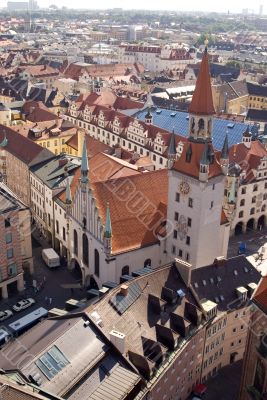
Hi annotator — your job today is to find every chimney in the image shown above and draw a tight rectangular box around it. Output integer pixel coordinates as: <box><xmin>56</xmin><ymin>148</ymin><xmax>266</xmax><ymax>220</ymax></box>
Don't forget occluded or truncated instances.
<box><xmin>214</xmin><ymin>256</ymin><xmax>226</xmax><ymax>267</ymax></box>
<box><xmin>109</xmin><ymin>330</ymin><xmax>126</xmax><ymax>354</ymax></box>
<box><xmin>59</xmin><ymin>158</ymin><xmax>68</xmax><ymax>167</ymax></box>
<box><xmin>120</xmin><ymin>284</ymin><xmax>128</xmax><ymax>297</ymax></box>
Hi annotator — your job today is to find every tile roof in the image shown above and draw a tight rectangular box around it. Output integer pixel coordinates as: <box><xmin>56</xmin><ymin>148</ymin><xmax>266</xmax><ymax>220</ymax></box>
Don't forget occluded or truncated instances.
<box><xmin>247</xmin><ymin>82</ymin><xmax>267</xmax><ymax>97</ymax></box>
<box><xmin>90</xmin><ymin>169</ymin><xmax>167</xmax><ymax>254</ymax></box>
<box><xmin>253</xmin><ymin>275</ymin><xmax>267</xmax><ymax>313</ymax></box>
<box><xmin>191</xmin><ymin>255</ymin><xmax>261</xmax><ymax>312</ymax></box>
<box><xmin>229</xmin><ymin>140</ymin><xmax>267</xmax><ymax>181</ymax></box>
<box><xmin>135</xmin><ymin>108</ymin><xmax>249</xmax><ymax>151</ymax></box>
<box><xmin>0</xmin><ymin>125</ymin><xmax>54</xmax><ymax>166</ymax></box>
<box><xmin>188</xmin><ymin>49</ymin><xmax>215</xmax><ymax>116</ymax></box>
<box><xmin>88</xmin><ymin>264</ymin><xmax>199</xmax><ymax>358</ymax></box>
<box><xmin>172</xmin><ymin>141</ymin><xmax>223</xmax><ymax>179</ymax></box>
<box><xmin>247</xmin><ymin>109</ymin><xmax>267</xmax><ymax>123</ymax></box>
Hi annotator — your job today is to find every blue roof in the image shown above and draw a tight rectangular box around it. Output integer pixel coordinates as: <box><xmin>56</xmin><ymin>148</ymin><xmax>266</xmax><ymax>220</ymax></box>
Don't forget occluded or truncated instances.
<box><xmin>135</xmin><ymin>108</ymin><xmax>250</xmax><ymax>151</ymax></box>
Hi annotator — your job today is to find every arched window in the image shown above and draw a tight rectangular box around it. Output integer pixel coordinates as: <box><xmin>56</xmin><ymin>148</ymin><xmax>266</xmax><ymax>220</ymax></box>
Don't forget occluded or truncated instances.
<box><xmin>82</xmin><ymin>233</ymin><xmax>89</xmax><ymax>266</ymax></box>
<box><xmin>74</xmin><ymin>229</ymin><xmax>78</xmax><ymax>256</ymax></box>
<box><xmin>198</xmin><ymin>118</ymin><xmax>205</xmax><ymax>132</ymax></box>
<box><xmin>94</xmin><ymin>249</ymin><xmax>100</xmax><ymax>277</ymax></box>
<box><xmin>262</xmin><ymin>205</ymin><xmax>266</xmax><ymax>212</ymax></box>
<box><xmin>121</xmin><ymin>265</ymin><xmax>129</xmax><ymax>276</ymax></box>
<box><xmin>250</xmin><ymin>208</ymin><xmax>255</xmax><ymax>215</ymax></box>
<box><xmin>83</xmin><ymin>217</ymin><xmax>87</xmax><ymax>229</ymax></box>
<box><xmin>144</xmin><ymin>259</ymin><xmax>152</xmax><ymax>267</ymax></box>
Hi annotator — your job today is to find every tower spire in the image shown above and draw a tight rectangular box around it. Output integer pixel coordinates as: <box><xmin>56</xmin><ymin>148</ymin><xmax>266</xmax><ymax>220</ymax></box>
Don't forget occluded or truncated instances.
<box><xmin>189</xmin><ymin>42</ymin><xmax>215</xmax><ymax>116</ymax></box>
<box><xmin>80</xmin><ymin>137</ymin><xmax>88</xmax><ymax>185</ymax></box>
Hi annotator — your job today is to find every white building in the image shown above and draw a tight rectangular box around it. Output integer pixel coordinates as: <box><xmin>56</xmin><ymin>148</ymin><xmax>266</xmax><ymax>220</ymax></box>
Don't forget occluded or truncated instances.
<box><xmin>223</xmin><ymin>130</ymin><xmax>267</xmax><ymax>236</ymax></box>
<box><xmin>59</xmin><ymin>46</ymin><xmax>230</xmax><ymax>287</ymax></box>
<box><xmin>118</xmin><ymin>44</ymin><xmax>194</xmax><ymax>73</ymax></box>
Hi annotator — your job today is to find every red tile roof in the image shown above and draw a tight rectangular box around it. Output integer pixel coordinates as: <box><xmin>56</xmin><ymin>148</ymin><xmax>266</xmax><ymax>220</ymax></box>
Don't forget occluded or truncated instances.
<box><xmin>253</xmin><ymin>276</ymin><xmax>267</xmax><ymax>313</ymax></box>
<box><xmin>172</xmin><ymin>141</ymin><xmax>223</xmax><ymax>179</ymax></box>
<box><xmin>188</xmin><ymin>50</ymin><xmax>215</xmax><ymax>116</ymax></box>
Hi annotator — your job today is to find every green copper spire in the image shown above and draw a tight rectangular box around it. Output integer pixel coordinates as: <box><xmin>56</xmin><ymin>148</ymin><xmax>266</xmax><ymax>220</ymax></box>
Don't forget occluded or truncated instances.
<box><xmin>104</xmin><ymin>203</ymin><xmax>112</xmax><ymax>238</ymax></box>
<box><xmin>66</xmin><ymin>176</ymin><xmax>72</xmax><ymax>204</ymax></box>
<box><xmin>81</xmin><ymin>138</ymin><xmax>88</xmax><ymax>184</ymax></box>
<box><xmin>221</xmin><ymin>132</ymin><xmax>229</xmax><ymax>160</ymax></box>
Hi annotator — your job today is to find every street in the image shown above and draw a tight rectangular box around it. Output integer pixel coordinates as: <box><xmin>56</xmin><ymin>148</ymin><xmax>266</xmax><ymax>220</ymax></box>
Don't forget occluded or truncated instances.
<box><xmin>0</xmin><ymin>232</ymin><xmax>87</xmax><ymax>331</ymax></box>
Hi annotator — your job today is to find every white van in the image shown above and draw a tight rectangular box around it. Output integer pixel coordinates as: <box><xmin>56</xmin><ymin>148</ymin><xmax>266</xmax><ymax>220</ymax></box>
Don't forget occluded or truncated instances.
<box><xmin>42</xmin><ymin>248</ymin><xmax>60</xmax><ymax>268</ymax></box>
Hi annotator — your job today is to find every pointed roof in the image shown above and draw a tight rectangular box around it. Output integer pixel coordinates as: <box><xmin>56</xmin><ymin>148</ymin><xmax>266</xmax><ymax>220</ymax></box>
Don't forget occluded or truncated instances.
<box><xmin>188</xmin><ymin>46</ymin><xmax>215</xmax><ymax>116</ymax></box>
<box><xmin>104</xmin><ymin>202</ymin><xmax>112</xmax><ymax>238</ymax></box>
<box><xmin>81</xmin><ymin>138</ymin><xmax>89</xmax><ymax>184</ymax></box>
<box><xmin>221</xmin><ymin>133</ymin><xmax>229</xmax><ymax>159</ymax></box>
<box><xmin>66</xmin><ymin>176</ymin><xmax>72</xmax><ymax>204</ymax></box>
<box><xmin>168</xmin><ymin>129</ymin><xmax>176</xmax><ymax>156</ymax></box>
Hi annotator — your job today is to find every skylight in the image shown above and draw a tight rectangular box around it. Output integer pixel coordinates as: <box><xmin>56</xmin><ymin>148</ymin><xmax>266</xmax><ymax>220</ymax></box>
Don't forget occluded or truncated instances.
<box><xmin>35</xmin><ymin>346</ymin><xmax>69</xmax><ymax>381</ymax></box>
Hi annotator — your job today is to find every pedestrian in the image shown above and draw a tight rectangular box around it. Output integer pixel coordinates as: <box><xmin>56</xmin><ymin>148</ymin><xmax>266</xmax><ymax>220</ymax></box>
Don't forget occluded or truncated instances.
<box><xmin>49</xmin><ymin>297</ymin><xmax>52</xmax><ymax>305</ymax></box>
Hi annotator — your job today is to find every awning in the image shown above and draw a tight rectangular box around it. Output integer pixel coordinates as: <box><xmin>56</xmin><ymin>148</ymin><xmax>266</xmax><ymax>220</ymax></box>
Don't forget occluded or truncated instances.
<box><xmin>193</xmin><ymin>383</ymin><xmax>207</xmax><ymax>395</ymax></box>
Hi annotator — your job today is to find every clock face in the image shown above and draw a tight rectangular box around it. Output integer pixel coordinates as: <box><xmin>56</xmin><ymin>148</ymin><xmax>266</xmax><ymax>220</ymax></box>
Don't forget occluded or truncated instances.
<box><xmin>179</xmin><ymin>180</ymin><xmax>190</xmax><ymax>196</ymax></box>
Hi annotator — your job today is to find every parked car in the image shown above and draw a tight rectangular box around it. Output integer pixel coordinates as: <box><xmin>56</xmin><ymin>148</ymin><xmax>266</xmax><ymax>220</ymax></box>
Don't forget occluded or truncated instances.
<box><xmin>13</xmin><ymin>298</ymin><xmax>35</xmax><ymax>312</ymax></box>
<box><xmin>0</xmin><ymin>310</ymin><xmax>13</xmax><ymax>322</ymax></box>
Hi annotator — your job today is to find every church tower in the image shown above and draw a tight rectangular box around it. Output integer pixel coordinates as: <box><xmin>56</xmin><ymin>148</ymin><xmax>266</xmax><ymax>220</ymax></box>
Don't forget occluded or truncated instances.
<box><xmin>165</xmin><ymin>41</ymin><xmax>229</xmax><ymax>269</ymax></box>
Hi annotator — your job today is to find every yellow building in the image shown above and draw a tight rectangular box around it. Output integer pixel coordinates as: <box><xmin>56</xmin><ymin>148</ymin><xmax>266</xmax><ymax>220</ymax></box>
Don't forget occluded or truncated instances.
<box><xmin>12</xmin><ymin>120</ymin><xmax>85</xmax><ymax>158</ymax></box>
<box><xmin>247</xmin><ymin>82</ymin><xmax>267</xmax><ymax>110</ymax></box>
<box><xmin>212</xmin><ymin>81</ymin><xmax>249</xmax><ymax>114</ymax></box>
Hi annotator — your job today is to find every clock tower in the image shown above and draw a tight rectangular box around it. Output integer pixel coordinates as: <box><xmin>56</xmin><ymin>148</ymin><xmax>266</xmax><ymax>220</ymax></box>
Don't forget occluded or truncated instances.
<box><xmin>165</xmin><ymin>42</ymin><xmax>230</xmax><ymax>269</ymax></box>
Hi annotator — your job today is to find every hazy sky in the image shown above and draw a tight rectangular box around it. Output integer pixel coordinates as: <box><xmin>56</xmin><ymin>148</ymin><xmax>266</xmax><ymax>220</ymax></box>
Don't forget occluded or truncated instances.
<box><xmin>20</xmin><ymin>0</ymin><xmax>266</xmax><ymax>14</ymax></box>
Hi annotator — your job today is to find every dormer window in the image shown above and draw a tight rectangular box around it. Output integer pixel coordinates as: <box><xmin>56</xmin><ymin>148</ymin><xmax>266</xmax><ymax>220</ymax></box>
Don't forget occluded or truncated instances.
<box><xmin>253</xmin><ymin>184</ymin><xmax>258</xmax><ymax>192</ymax></box>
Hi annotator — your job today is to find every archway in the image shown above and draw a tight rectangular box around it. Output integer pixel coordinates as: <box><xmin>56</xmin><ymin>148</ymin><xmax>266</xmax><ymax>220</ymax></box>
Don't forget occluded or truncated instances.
<box><xmin>121</xmin><ymin>265</ymin><xmax>130</xmax><ymax>276</ymax></box>
<box><xmin>144</xmin><ymin>258</ymin><xmax>152</xmax><ymax>267</ymax></box>
<box><xmin>73</xmin><ymin>229</ymin><xmax>78</xmax><ymax>256</ymax></box>
<box><xmin>71</xmin><ymin>259</ymin><xmax>83</xmax><ymax>281</ymax></box>
<box><xmin>258</xmin><ymin>215</ymin><xmax>265</xmax><ymax>231</ymax></box>
<box><xmin>235</xmin><ymin>222</ymin><xmax>243</xmax><ymax>235</ymax></box>
<box><xmin>247</xmin><ymin>218</ymin><xmax>255</xmax><ymax>232</ymax></box>
<box><xmin>89</xmin><ymin>276</ymin><xmax>99</xmax><ymax>290</ymax></box>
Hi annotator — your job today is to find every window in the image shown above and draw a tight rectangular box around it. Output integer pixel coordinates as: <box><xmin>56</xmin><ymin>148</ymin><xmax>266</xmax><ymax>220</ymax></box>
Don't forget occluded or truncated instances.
<box><xmin>239</xmin><ymin>211</ymin><xmax>244</xmax><ymax>218</ymax></box>
<box><xmin>176</xmin><ymin>193</ymin><xmax>180</xmax><ymax>202</ymax></box>
<box><xmin>5</xmin><ymin>232</ymin><xmax>12</xmax><ymax>244</ymax></box>
<box><xmin>240</xmin><ymin>199</ymin><xmax>245</xmax><ymax>206</ymax></box>
<box><xmin>173</xmin><ymin>230</ymin><xmax>178</xmax><ymax>239</ymax></box>
<box><xmin>122</xmin><ymin>265</ymin><xmax>129</xmax><ymax>275</ymax></box>
<box><xmin>7</xmin><ymin>263</ymin><xmax>17</xmax><ymax>276</ymax></box>
<box><xmin>94</xmin><ymin>249</ymin><xmax>100</xmax><ymax>277</ymax></box>
<box><xmin>250</xmin><ymin>208</ymin><xmax>255</xmax><ymax>215</ymax></box>
<box><xmin>172</xmin><ymin>245</ymin><xmax>176</xmax><ymax>254</ymax></box>
<box><xmin>186</xmin><ymin>253</ymin><xmax>190</xmax><ymax>262</ymax></box>
<box><xmin>186</xmin><ymin>236</ymin><xmax>190</xmax><ymax>245</ymax></box>
<box><xmin>253</xmin><ymin>184</ymin><xmax>258</xmax><ymax>192</ymax></box>
<box><xmin>187</xmin><ymin>218</ymin><xmax>192</xmax><ymax>227</ymax></box>
<box><xmin>179</xmin><ymin>249</ymin><xmax>183</xmax><ymax>257</ymax></box>
<box><xmin>4</xmin><ymin>218</ymin><xmax>11</xmax><ymax>228</ymax></box>
<box><xmin>252</xmin><ymin>196</ymin><xmax>256</xmax><ymax>204</ymax></box>
<box><xmin>63</xmin><ymin>227</ymin><xmax>66</xmax><ymax>241</ymax></box>
<box><xmin>241</xmin><ymin>187</ymin><xmax>246</xmax><ymax>194</ymax></box>
<box><xmin>7</xmin><ymin>248</ymin><xmax>13</xmax><ymax>259</ymax></box>
<box><xmin>174</xmin><ymin>212</ymin><xmax>179</xmax><ymax>221</ymax></box>
<box><xmin>188</xmin><ymin>198</ymin><xmax>193</xmax><ymax>208</ymax></box>
<box><xmin>212</xmin><ymin>184</ymin><xmax>215</xmax><ymax>190</ymax></box>
<box><xmin>210</xmin><ymin>201</ymin><xmax>214</xmax><ymax>209</ymax></box>
<box><xmin>82</xmin><ymin>234</ymin><xmax>89</xmax><ymax>266</ymax></box>
<box><xmin>74</xmin><ymin>230</ymin><xmax>78</xmax><ymax>256</ymax></box>
<box><xmin>56</xmin><ymin>220</ymin><xmax>59</xmax><ymax>234</ymax></box>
